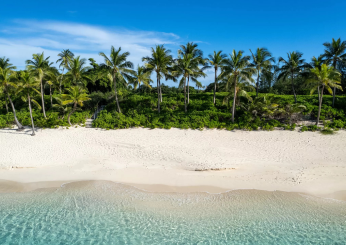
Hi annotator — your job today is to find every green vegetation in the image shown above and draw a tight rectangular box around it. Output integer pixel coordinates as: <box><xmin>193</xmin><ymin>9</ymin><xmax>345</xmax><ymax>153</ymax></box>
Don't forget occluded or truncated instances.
<box><xmin>0</xmin><ymin>38</ymin><xmax>346</xmax><ymax>135</ymax></box>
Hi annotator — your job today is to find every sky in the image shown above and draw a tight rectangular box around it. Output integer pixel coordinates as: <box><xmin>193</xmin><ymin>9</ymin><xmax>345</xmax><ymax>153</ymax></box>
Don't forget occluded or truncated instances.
<box><xmin>1</xmin><ymin>0</ymin><xmax>345</xmax><ymax>87</ymax></box>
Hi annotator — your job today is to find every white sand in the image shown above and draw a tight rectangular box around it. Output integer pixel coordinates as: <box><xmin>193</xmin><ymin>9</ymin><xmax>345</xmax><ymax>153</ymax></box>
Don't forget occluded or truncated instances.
<box><xmin>0</xmin><ymin>127</ymin><xmax>346</xmax><ymax>197</ymax></box>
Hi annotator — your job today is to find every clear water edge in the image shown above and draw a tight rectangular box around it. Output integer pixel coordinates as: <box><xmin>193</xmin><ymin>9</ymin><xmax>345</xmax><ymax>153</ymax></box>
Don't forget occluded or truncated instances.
<box><xmin>1</xmin><ymin>181</ymin><xmax>346</xmax><ymax>244</ymax></box>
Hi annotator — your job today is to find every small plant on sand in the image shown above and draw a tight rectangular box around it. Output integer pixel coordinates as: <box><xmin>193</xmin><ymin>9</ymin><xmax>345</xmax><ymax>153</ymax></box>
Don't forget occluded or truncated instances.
<box><xmin>320</xmin><ymin>128</ymin><xmax>335</xmax><ymax>135</ymax></box>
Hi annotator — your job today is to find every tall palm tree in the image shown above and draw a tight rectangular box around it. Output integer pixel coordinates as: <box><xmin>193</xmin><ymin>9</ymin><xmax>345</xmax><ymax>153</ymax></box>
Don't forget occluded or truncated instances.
<box><xmin>277</xmin><ymin>52</ymin><xmax>306</xmax><ymax>103</ymax></box>
<box><xmin>99</xmin><ymin>46</ymin><xmax>134</xmax><ymax>113</ymax></box>
<box><xmin>223</xmin><ymin>76</ymin><xmax>254</xmax><ymax>109</ymax></box>
<box><xmin>64</xmin><ymin>56</ymin><xmax>91</xmax><ymax>87</ymax></box>
<box><xmin>61</xmin><ymin>86</ymin><xmax>90</xmax><ymax>126</ymax></box>
<box><xmin>219</xmin><ymin>50</ymin><xmax>254</xmax><ymax>122</ymax></box>
<box><xmin>249</xmin><ymin>48</ymin><xmax>275</xmax><ymax>96</ymax></box>
<box><xmin>46</xmin><ymin>69</ymin><xmax>62</xmax><ymax>108</ymax></box>
<box><xmin>131</xmin><ymin>65</ymin><xmax>152</xmax><ymax>90</ymax></box>
<box><xmin>56</xmin><ymin>49</ymin><xmax>74</xmax><ymax>93</ymax></box>
<box><xmin>0</xmin><ymin>57</ymin><xmax>14</xmax><ymax>114</ymax></box>
<box><xmin>208</xmin><ymin>51</ymin><xmax>227</xmax><ymax>104</ymax></box>
<box><xmin>17</xmin><ymin>71</ymin><xmax>41</xmax><ymax>136</ymax></box>
<box><xmin>307</xmin><ymin>64</ymin><xmax>342</xmax><ymax>125</ymax></box>
<box><xmin>178</xmin><ymin>42</ymin><xmax>206</xmax><ymax>103</ymax></box>
<box><xmin>142</xmin><ymin>45</ymin><xmax>174</xmax><ymax>113</ymax></box>
<box><xmin>322</xmin><ymin>38</ymin><xmax>346</xmax><ymax>107</ymax></box>
<box><xmin>172</xmin><ymin>53</ymin><xmax>200</xmax><ymax>112</ymax></box>
<box><xmin>26</xmin><ymin>52</ymin><xmax>53</xmax><ymax>118</ymax></box>
<box><xmin>0</xmin><ymin>64</ymin><xmax>25</xmax><ymax>130</ymax></box>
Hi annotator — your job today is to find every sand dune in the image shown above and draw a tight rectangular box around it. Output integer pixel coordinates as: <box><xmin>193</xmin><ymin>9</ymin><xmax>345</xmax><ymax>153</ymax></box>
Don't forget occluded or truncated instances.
<box><xmin>0</xmin><ymin>127</ymin><xmax>346</xmax><ymax>197</ymax></box>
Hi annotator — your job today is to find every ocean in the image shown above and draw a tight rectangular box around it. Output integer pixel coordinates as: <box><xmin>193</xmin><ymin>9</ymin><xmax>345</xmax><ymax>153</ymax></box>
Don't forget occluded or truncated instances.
<box><xmin>0</xmin><ymin>181</ymin><xmax>345</xmax><ymax>244</ymax></box>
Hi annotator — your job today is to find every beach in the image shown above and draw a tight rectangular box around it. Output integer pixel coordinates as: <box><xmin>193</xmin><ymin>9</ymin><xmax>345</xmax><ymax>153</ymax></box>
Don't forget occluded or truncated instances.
<box><xmin>1</xmin><ymin>127</ymin><xmax>346</xmax><ymax>199</ymax></box>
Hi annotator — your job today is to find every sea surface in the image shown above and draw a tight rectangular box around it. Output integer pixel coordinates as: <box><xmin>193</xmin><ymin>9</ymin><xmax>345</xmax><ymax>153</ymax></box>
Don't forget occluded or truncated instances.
<box><xmin>0</xmin><ymin>181</ymin><xmax>346</xmax><ymax>244</ymax></box>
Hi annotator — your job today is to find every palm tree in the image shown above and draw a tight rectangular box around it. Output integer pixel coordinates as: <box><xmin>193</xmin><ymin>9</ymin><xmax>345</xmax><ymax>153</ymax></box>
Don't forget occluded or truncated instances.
<box><xmin>277</xmin><ymin>52</ymin><xmax>306</xmax><ymax>103</ymax></box>
<box><xmin>56</xmin><ymin>49</ymin><xmax>74</xmax><ymax>93</ymax></box>
<box><xmin>142</xmin><ymin>45</ymin><xmax>174</xmax><ymax>113</ymax></box>
<box><xmin>99</xmin><ymin>46</ymin><xmax>134</xmax><ymax>113</ymax></box>
<box><xmin>26</xmin><ymin>52</ymin><xmax>53</xmax><ymax>118</ymax></box>
<box><xmin>208</xmin><ymin>51</ymin><xmax>227</xmax><ymax>104</ymax></box>
<box><xmin>64</xmin><ymin>56</ymin><xmax>91</xmax><ymax>87</ymax></box>
<box><xmin>178</xmin><ymin>42</ymin><xmax>206</xmax><ymax>104</ymax></box>
<box><xmin>0</xmin><ymin>62</ymin><xmax>25</xmax><ymax>130</ymax></box>
<box><xmin>249</xmin><ymin>48</ymin><xmax>275</xmax><ymax>96</ymax></box>
<box><xmin>46</xmin><ymin>70</ymin><xmax>62</xmax><ymax>108</ymax></box>
<box><xmin>307</xmin><ymin>64</ymin><xmax>342</xmax><ymax>125</ymax></box>
<box><xmin>322</xmin><ymin>38</ymin><xmax>346</xmax><ymax>107</ymax></box>
<box><xmin>223</xmin><ymin>76</ymin><xmax>254</xmax><ymax>109</ymax></box>
<box><xmin>17</xmin><ymin>71</ymin><xmax>41</xmax><ymax>136</ymax></box>
<box><xmin>219</xmin><ymin>50</ymin><xmax>254</xmax><ymax>122</ymax></box>
<box><xmin>131</xmin><ymin>65</ymin><xmax>152</xmax><ymax>90</ymax></box>
<box><xmin>172</xmin><ymin>53</ymin><xmax>199</xmax><ymax>112</ymax></box>
<box><xmin>61</xmin><ymin>86</ymin><xmax>90</xmax><ymax>126</ymax></box>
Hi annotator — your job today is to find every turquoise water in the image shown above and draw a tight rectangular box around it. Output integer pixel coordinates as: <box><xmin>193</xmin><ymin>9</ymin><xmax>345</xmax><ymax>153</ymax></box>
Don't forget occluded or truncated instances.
<box><xmin>0</xmin><ymin>181</ymin><xmax>346</xmax><ymax>244</ymax></box>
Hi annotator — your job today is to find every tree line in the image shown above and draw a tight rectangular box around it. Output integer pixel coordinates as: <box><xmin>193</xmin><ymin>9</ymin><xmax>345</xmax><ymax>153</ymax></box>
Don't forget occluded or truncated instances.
<box><xmin>0</xmin><ymin>38</ymin><xmax>345</xmax><ymax>135</ymax></box>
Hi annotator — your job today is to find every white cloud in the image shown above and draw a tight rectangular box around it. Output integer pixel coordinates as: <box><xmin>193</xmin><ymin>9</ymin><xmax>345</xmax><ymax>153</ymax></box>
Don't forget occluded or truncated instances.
<box><xmin>0</xmin><ymin>20</ymin><xmax>180</xmax><ymax>70</ymax></box>
<box><xmin>0</xmin><ymin>20</ymin><xmax>215</xmax><ymax>86</ymax></box>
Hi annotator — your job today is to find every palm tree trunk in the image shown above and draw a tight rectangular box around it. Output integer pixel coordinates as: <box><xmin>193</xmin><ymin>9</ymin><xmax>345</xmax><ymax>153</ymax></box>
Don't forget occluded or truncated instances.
<box><xmin>5</xmin><ymin>87</ymin><xmax>24</xmax><ymax>130</ymax></box>
<box><xmin>40</xmin><ymin>78</ymin><xmax>47</xmax><ymax>118</ymax></box>
<box><xmin>256</xmin><ymin>71</ymin><xmax>260</xmax><ymax>96</ymax></box>
<box><xmin>187</xmin><ymin>76</ymin><xmax>190</xmax><ymax>104</ymax></box>
<box><xmin>157</xmin><ymin>73</ymin><xmax>160</xmax><ymax>113</ymax></box>
<box><xmin>213</xmin><ymin>67</ymin><xmax>217</xmax><ymax>104</ymax></box>
<box><xmin>113</xmin><ymin>73</ymin><xmax>121</xmax><ymax>113</ymax></box>
<box><xmin>316</xmin><ymin>86</ymin><xmax>324</xmax><ymax>125</ymax></box>
<box><xmin>291</xmin><ymin>72</ymin><xmax>297</xmax><ymax>103</ymax></box>
<box><xmin>159</xmin><ymin>79</ymin><xmax>162</xmax><ymax>102</ymax></box>
<box><xmin>28</xmin><ymin>94</ymin><xmax>35</xmax><ymax>136</ymax></box>
<box><xmin>50</xmin><ymin>84</ymin><xmax>53</xmax><ymax>108</ymax></box>
<box><xmin>60</xmin><ymin>68</ymin><xmax>64</xmax><ymax>94</ymax></box>
<box><xmin>231</xmin><ymin>76</ymin><xmax>237</xmax><ymax>123</ymax></box>
<box><xmin>67</xmin><ymin>102</ymin><xmax>77</xmax><ymax>126</ymax></box>
<box><xmin>332</xmin><ymin>60</ymin><xmax>336</xmax><ymax>107</ymax></box>
<box><xmin>184</xmin><ymin>76</ymin><xmax>187</xmax><ymax>113</ymax></box>
<box><xmin>5</xmin><ymin>96</ymin><xmax>9</xmax><ymax>113</ymax></box>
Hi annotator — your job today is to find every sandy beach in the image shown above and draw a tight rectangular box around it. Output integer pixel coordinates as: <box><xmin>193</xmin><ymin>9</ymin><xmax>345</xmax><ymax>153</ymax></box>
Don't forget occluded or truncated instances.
<box><xmin>1</xmin><ymin>127</ymin><xmax>346</xmax><ymax>198</ymax></box>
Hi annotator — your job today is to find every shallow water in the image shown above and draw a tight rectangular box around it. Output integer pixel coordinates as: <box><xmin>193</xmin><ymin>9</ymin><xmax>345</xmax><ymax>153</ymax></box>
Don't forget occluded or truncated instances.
<box><xmin>0</xmin><ymin>181</ymin><xmax>346</xmax><ymax>244</ymax></box>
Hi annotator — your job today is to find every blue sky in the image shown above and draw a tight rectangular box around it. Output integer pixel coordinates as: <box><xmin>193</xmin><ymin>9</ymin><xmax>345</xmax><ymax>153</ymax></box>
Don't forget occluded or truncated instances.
<box><xmin>1</xmin><ymin>0</ymin><xmax>345</xmax><ymax>86</ymax></box>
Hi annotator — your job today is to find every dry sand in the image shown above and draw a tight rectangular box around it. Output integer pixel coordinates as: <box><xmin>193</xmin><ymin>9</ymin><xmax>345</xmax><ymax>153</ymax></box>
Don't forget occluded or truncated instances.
<box><xmin>0</xmin><ymin>126</ymin><xmax>346</xmax><ymax>198</ymax></box>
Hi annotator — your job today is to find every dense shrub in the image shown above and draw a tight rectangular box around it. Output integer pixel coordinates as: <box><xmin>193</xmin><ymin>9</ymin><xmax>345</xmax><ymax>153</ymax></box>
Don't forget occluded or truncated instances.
<box><xmin>0</xmin><ymin>110</ymin><xmax>90</xmax><ymax>129</ymax></box>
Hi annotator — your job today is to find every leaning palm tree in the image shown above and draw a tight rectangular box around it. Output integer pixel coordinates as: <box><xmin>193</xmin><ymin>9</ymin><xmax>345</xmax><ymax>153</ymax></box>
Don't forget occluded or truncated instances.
<box><xmin>0</xmin><ymin>65</ymin><xmax>25</xmax><ymax>130</ymax></box>
<box><xmin>99</xmin><ymin>46</ymin><xmax>134</xmax><ymax>113</ymax></box>
<box><xmin>131</xmin><ymin>65</ymin><xmax>152</xmax><ymax>90</ymax></box>
<box><xmin>17</xmin><ymin>71</ymin><xmax>41</xmax><ymax>136</ymax></box>
<box><xmin>249</xmin><ymin>48</ymin><xmax>275</xmax><ymax>96</ymax></box>
<box><xmin>56</xmin><ymin>49</ymin><xmax>74</xmax><ymax>93</ymax></box>
<box><xmin>26</xmin><ymin>52</ymin><xmax>53</xmax><ymax>118</ymax></box>
<box><xmin>219</xmin><ymin>50</ymin><xmax>255</xmax><ymax>122</ymax></box>
<box><xmin>208</xmin><ymin>51</ymin><xmax>227</xmax><ymax>104</ymax></box>
<box><xmin>142</xmin><ymin>45</ymin><xmax>174</xmax><ymax>113</ymax></box>
<box><xmin>277</xmin><ymin>52</ymin><xmax>306</xmax><ymax>103</ymax></box>
<box><xmin>307</xmin><ymin>64</ymin><xmax>342</xmax><ymax>125</ymax></box>
<box><xmin>64</xmin><ymin>56</ymin><xmax>91</xmax><ymax>87</ymax></box>
<box><xmin>322</xmin><ymin>38</ymin><xmax>346</xmax><ymax>107</ymax></box>
<box><xmin>61</xmin><ymin>86</ymin><xmax>90</xmax><ymax>126</ymax></box>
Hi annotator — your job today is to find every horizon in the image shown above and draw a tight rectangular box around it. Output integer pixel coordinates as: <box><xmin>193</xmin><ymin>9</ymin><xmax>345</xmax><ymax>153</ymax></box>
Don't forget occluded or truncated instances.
<box><xmin>1</xmin><ymin>0</ymin><xmax>345</xmax><ymax>87</ymax></box>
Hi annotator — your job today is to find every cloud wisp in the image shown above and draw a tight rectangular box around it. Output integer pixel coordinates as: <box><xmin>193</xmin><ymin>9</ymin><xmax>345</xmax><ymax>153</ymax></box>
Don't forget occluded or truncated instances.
<box><xmin>0</xmin><ymin>20</ymin><xmax>180</xmax><ymax>69</ymax></box>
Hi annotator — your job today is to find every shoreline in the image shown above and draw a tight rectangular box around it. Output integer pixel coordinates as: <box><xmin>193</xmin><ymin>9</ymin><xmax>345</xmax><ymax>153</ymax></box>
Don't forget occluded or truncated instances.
<box><xmin>1</xmin><ymin>127</ymin><xmax>346</xmax><ymax>199</ymax></box>
<box><xmin>1</xmin><ymin>179</ymin><xmax>346</xmax><ymax>202</ymax></box>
